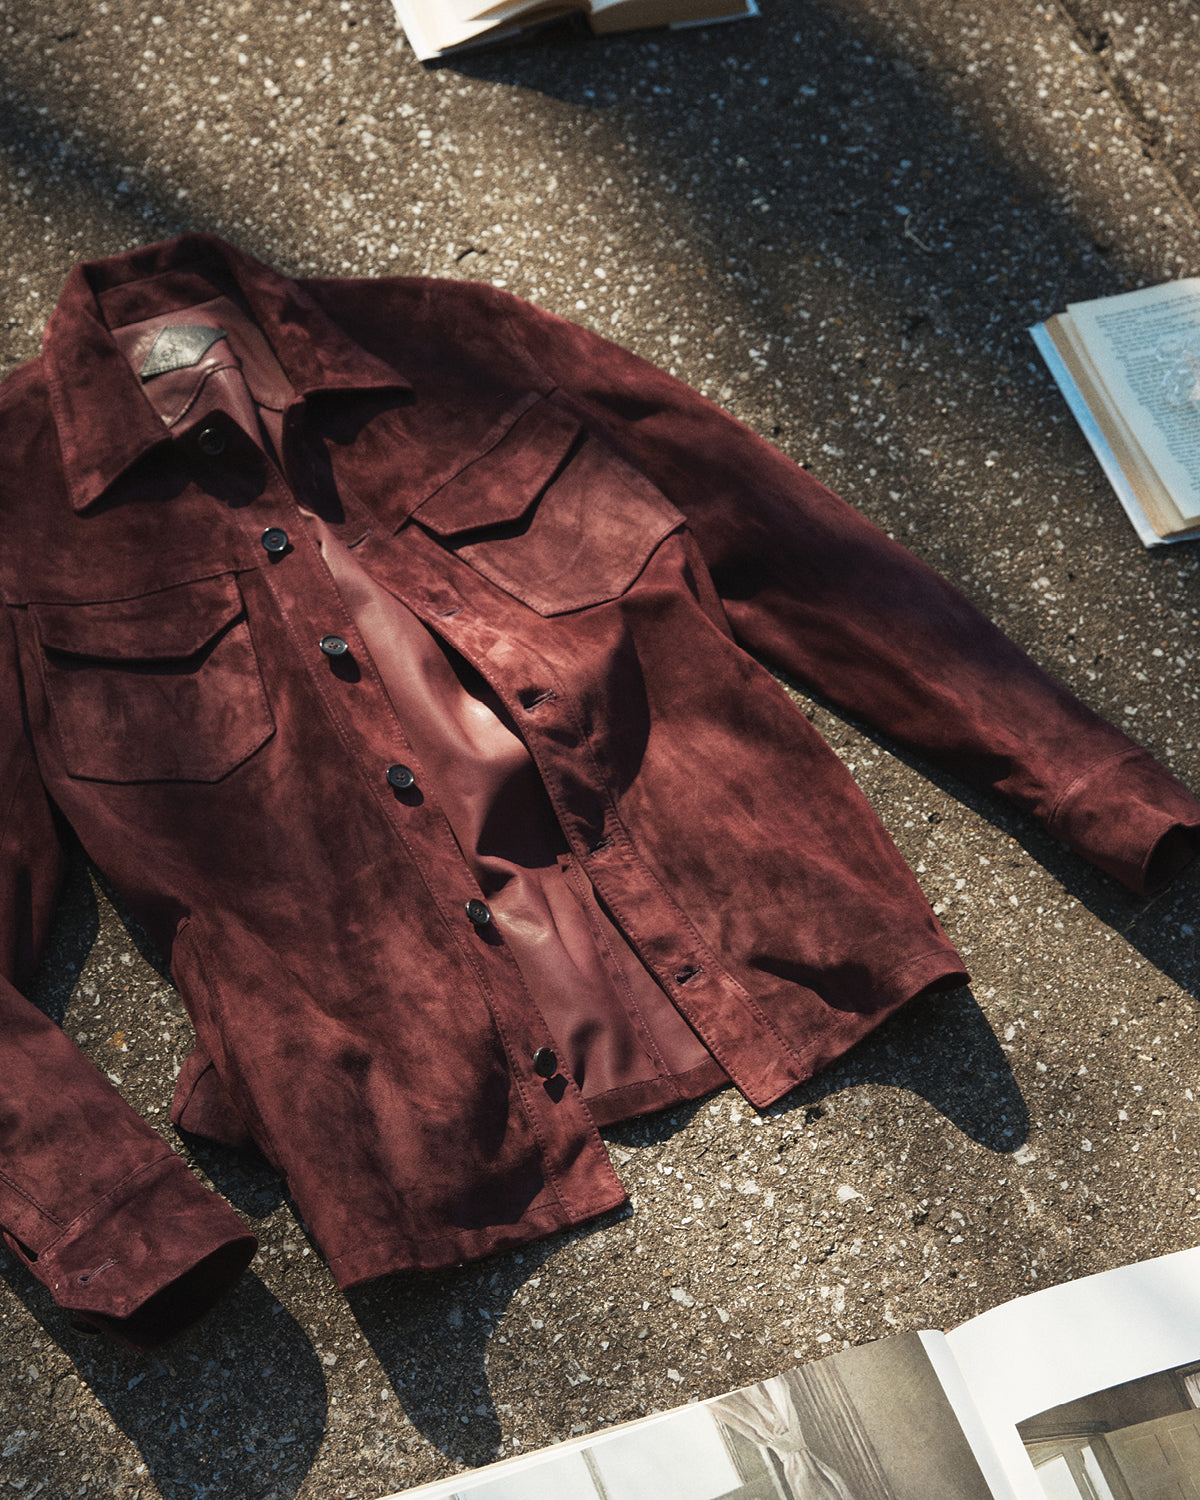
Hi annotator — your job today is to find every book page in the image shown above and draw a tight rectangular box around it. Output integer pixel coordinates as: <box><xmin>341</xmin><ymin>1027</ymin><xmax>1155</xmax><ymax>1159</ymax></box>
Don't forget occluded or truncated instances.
<box><xmin>1066</xmin><ymin>279</ymin><xmax>1200</xmax><ymax>521</ymax></box>
<box><xmin>1030</xmin><ymin>322</ymin><xmax>1168</xmax><ymax>547</ymax></box>
<box><xmin>388</xmin><ymin>1332</ymin><xmax>1000</xmax><ymax>1499</ymax></box>
<box><xmin>390</xmin><ymin>0</ymin><xmax>569</xmax><ymax>58</ymax></box>
<box><xmin>588</xmin><ymin>0</ymin><xmax>750</xmax><ymax>27</ymax></box>
<box><xmin>945</xmin><ymin>1246</ymin><xmax>1200</xmax><ymax>1500</ymax></box>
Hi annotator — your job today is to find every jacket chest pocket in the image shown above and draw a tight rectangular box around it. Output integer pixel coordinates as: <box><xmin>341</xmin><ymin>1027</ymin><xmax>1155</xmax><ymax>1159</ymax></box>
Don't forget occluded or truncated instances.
<box><xmin>31</xmin><ymin>574</ymin><xmax>274</xmax><ymax>784</ymax></box>
<box><xmin>411</xmin><ymin>398</ymin><xmax>684</xmax><ymax>616</ymax></box>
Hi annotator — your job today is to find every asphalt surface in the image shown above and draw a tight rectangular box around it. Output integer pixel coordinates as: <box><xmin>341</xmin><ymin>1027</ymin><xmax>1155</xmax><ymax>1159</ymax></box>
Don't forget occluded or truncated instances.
<box><xmin>3</xmin><ymin>1</ymin><xmax>1200</xmax><ymax>1496</ymax></box>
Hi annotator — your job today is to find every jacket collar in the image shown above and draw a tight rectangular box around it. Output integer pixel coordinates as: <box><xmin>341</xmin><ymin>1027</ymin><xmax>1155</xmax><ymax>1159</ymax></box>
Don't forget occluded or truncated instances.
<box><xmin>42</xmin><ymin>234</ymin><xmax>412</xmax><ymax>512</ymax></box>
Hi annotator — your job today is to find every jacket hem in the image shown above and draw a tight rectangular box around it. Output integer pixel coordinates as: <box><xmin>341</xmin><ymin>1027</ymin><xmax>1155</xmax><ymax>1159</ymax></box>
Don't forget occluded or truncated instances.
<box><xmin>772</xmin><ymin>945</ymin><xmax>971</xmax><ymax>1103</ymax></box>
<box><xmin>586</xmin><ymin>1057</ymin><xmax>731</xmax><ymax>1128</ymax></box>
<box><xmin>327</xmin><ymin>1184</ymin><xmax>629</xmax><ymax>1289</ymax></box>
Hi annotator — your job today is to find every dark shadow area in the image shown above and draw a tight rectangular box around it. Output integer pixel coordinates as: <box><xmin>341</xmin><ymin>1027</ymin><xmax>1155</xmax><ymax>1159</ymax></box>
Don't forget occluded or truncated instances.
<box><xmin>0</xmin><ymin>1251</ymin><xmax>327</xmax><ymax>1500</ymax></box>
<box><xmin>87</xmin><ymin>857</ymin><xmax>172</xmax><ymax>982</ymax></box>
<box><xmin>347</xmin><ymin>1205</ymin><xmax>630</xmax><ymax>1467</ymax></box>
<box><xmin>25</xmin><ymin>837</ymin><xmax>100</xmax><ymax>1024</ymax></box>
<box><xmin>170</xmin><ymin>1137</ymin><xmax>291</xmax><ymax>1223</ymax></box>
<box><xmin>790</xmin><ymin>981</ymin><xmax>1030</xmax><ymax>1150</ymax></box>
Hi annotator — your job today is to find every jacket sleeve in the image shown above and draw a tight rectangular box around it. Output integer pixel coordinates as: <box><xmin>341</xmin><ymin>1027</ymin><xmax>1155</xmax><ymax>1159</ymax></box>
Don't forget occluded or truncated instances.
<box><xmin>498</xmin><ymin>292</ymin><xmax>1200</xmax><ymax>896</ymax></box>
<box><xmin>0</xmin><ymin>610</ymin><xmax>256</xmax><ymax>1350</ymax></box>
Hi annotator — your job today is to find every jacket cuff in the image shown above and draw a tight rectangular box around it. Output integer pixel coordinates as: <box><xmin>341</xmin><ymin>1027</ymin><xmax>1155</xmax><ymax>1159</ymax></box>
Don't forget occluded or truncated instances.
<box><xmin>1049</xmin><ymin>750</ymin><xmax>1200</xmax><ymax>896</ymax></box>
<box><xmin>23</xmin><ymin>1154</ymin><xmax>257</xmax><ymax>1351</ymax></box>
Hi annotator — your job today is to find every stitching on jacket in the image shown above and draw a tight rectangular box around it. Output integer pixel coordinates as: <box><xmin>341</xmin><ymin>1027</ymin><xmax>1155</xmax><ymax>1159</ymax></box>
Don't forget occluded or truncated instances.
<box><xmin>0</xmin><ymin>1161</ymin><xmax>64</xmax><ymax>1232</ymax></box>
<box><xmin>560</xmin><ymin>852</ymin><xmax>682</xmax><ymax>1098</ymax></box>
<box><xmin>417</xmin><ymin>389</ymin><xmax>543</xmax><ymax>506</ymax></box>
<box><xmin>493</xmin><ymin>289</ymin><xmax>559</xmax><ymax>398</ymax></box>
<box><xmin>873</xmin><ymin>944</ymin><xmax>967</xmax><ymax>993</ymax></box>
<box><xmin>585</xmin><ymin>1059</ymin><xmax>723</xmax><ymax>1110</ymax></box>
<box><xmin>40</xmin><ymin>1153</ymin><xmax>177</xmax><ymax>1256</ymax></box>
<box><xmin>16</xmin><ymin>560</ymin><xmax>260</xmax><ymax>610</ymax></box>
<box><xmin>1048</xmin><ymin>748</ymin><xmax>1143</xmax><ymax>830</ymax></box>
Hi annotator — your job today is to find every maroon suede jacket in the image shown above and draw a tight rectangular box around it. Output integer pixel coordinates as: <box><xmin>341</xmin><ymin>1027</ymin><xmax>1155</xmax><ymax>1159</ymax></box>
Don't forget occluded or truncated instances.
<box><xmin>2</xmin><ymin>235</ymin><xmax>1197</xmax><ymax>1350</ymax></box>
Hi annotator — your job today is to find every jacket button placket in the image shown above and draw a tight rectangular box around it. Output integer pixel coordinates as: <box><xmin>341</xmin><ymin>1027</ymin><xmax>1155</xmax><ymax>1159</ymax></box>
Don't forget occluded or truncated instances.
<box><xmin>250</xmin><ymin>483</ymin><xmax>519</xmax><ymax>1004</ymax></box>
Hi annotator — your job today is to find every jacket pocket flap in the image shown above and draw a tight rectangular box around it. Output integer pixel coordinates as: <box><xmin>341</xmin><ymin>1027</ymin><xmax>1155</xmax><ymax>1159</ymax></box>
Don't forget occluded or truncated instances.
<box><xmin>414</xmin><ymin>399</ymin><xmax>581</xmax><ymax>536</ymax></box>
<box><xmin>32</xmin><ymin>575</ymin><xmax>243</xmax><ymax>660</ymax></box>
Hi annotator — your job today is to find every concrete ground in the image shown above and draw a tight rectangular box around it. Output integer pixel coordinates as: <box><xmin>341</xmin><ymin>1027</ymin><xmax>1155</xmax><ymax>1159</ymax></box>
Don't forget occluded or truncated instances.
<box><xmin>3</xmin><ymin>0</ymin><xmax>1200</xmax><ymax>1494</ymax></box>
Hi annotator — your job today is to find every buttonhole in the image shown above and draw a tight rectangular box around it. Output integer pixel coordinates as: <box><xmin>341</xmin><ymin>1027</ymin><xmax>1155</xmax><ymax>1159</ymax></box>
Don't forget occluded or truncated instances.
<box><xmin>518</xmin><ymin>688</ymin><xmax>558</xmax><ymax>710</ymax></box>
<box><xmin>674</xmin><ymin>964</ymin><xmax>704</xmax><ymax>985</ymax></box>
<box><xmin>436</xmin><ymin>605</ymin><xmax>462</xmax><ymax>617</ymax></box>
<box><xmin>589</xmin><ymin>835</ymin><xmax>614</xmax><ymax>854</ymax></box>
<box><xmin>76</xmin><ymin>1258</ymin><xmax>117</xmax><ymax>1287</ymax></box>
<box><xmin>347</xmin><ymin>530</ymin><xmax>373</xmax><ymax>549</ymax></box>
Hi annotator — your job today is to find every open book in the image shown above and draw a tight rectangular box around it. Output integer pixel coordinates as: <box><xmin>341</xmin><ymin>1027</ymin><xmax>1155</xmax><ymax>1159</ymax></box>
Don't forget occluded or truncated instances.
<box><xmin>390</xmin><ymin>0</ymin><xmax>755</xmax><ymax>62</ymax></box>
<box><xmin>1031</xmin><ymin>280</ymin><xmax>1200</xmax><ymax>546</ymax></box>
<box><xmin>384</xmin><ymin>1244</ymin><xmax>1200</xmax><ymax>1500</ymax></box>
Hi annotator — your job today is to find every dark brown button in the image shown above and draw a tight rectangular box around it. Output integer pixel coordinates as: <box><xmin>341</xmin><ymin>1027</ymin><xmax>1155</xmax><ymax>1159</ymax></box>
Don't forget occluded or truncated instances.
<box><xmin>196</xmin><ymin>426</ymin><xmax>226</xmax><ymax>456</ymax></box>
<box><xmin>465</xmin><ymin>899</ymin><xmax>492</xmax><ymax>926</ymax></box>
<box><xmin>261</xmin><ymin>526</ymin><xmax>289</xmax><ymax>554</ymax></box>
<box><xmin>532</xmin><ymin>1047</ymin><xmax>558</xmax><ymax>1079</ymax></box>
<box><xmin>386</xmin><ymin>764</ymin><xmax>415</xmax><ymax>790</ymax></box>
<box><xmin>319</xmin><ymin>635</ymin><xmax>350</xmax><ymax>657</ymax></box>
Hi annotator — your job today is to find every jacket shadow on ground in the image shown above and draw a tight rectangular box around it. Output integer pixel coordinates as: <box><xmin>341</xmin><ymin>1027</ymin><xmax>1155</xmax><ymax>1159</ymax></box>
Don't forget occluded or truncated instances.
<box><xmin>0</xmin><ymin>1253</ymin><xmax>327</xmax><ymax>1500</ymax></box>
<box><xmin>345</xmin><ymin>1215</ymin><xmax>629</xmax><ymax>1469</ymax></box>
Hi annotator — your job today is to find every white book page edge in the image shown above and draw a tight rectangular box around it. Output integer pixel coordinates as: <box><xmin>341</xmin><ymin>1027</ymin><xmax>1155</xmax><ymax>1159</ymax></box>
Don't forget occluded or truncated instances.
<box><xmin>945</xmin><ymin>1245</ymin><xmax>1200</xmax><ymax>1499</ymax></box>
<box><xmin>378</xmin><ymin>1402</ymin><xmax>690</xmax><ymax>1500</ymax></box>
<box><xmin>389</xmin><ymin>0</ymin><xmax>454</xmax><ymax>60</ymax></box>
<box><xmin>390</xmin><ymin>0</ymin><xmax>531</xmax><ymax>57</ymax></box>
<box><xmin>915</xmin><ymin>1330</ymin><xmax>1026</xmax><ymax>1500</ymax></box>
<box><xmin>1030</xmin><ymin>322</ymin><xmax>1168</xmax><ymax>549</ymax></box>
<box><xmin>1064</xmin><ymin>280</ymin><xmax>1200</xmax><ymax>521</ymax></box>
<box><xmin>670</xmin><ymin>0</ymin><xmax>757</xmax><ymax>28</ymax></box>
